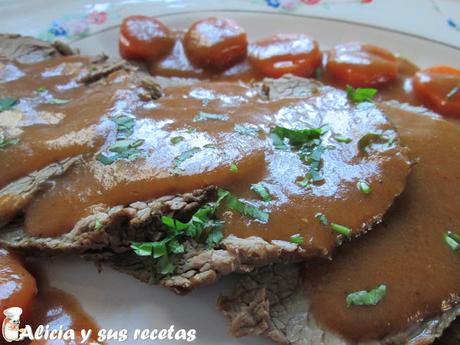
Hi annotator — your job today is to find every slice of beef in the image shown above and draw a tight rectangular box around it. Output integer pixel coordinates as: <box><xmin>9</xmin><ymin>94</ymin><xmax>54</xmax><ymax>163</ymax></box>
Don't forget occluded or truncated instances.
<box><xmin>0</xmin><ymin>35</ymin><xmax>407</xmax><ymax>293</ymax></box>
<box><xmin>218</xmin><ymin>101</ymin><xmax>460</xmax><ymax>345</ymax></box>
<box><xmin>0</xmin><ymin>34</ymin><xmax>75</xmax><ymax>63</ymax></box>
<box><xmin>0</xmin><ymin>35</ymin><xmax>161</xmax><ymax>226</ymax></box>
<box><xmin>0</xmin><ymin>71</ymin><xmax>409</xmax><ymax>294</ymax></box>
<box><xmin>218</xmin><ymin>264</ymin><xmax>460</xmax><ymax>345</ymax></box>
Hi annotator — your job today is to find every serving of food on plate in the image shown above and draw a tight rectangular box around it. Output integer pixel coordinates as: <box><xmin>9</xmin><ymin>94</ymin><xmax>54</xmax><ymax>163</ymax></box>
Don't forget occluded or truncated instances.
<box><xmin>1</xmin><ymin>3</ymin><xmax>460</xmax><ymax>345</ymax></box>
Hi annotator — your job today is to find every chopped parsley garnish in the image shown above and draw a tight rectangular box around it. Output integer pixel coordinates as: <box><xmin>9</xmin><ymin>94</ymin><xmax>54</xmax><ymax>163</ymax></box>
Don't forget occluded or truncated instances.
<box><xmin>271</xmin><ymin>125</ymin><xmax>329</xmax><ymax>187</ymax></box>
<box><xmin>297</xmin><ymin>144</ymin><xmax>327</xmax><ymax>186</ymax></box>
<box><xmin>315</xmin><ymin>213</ymin><xmax>329</xmax><ymax>225</ymax></box>
<box><xmin>230</xmin><ymin>164</ymin><xmax>238</xmax><ymax>173</ymax></box>
<box><xmin>346</xmin><ymin>284</ymin><xmax>387</xmax><ymax>306</ymax></box>
<box><xmin>333</xmin><ymin>135</ymin><xmax>352</xmax><ymax>143</ymax></box>
<box><xmin>218</xmin><ymin>189</ymin><xmax>269</xmax><ymax>223</ymax></box>
<box><xmin>346</xmin><ymin>85</ymin><xmax>378</xmax><ymax>103</ymax></box>
<box><xmin>131</xmin><ymin>193</ymin><xmax>228</xmax><ymax>282</ymax></box>
<box><xmin>170</xmin><ymin>147</ymin><xmax>201</xmax><ymax>174</ymax></box>
<box><xmin>358</xmin><ymin>133</ymin><xmax>390</xmax><ymax>153</ymax></box>
<box><xmin>112</xmin><ymin>115</ymin><xmax>135</xmax><ymax>139</ymax></box>
<box><xmin>270</xmin><ymin>126</ymin><xmax>324</xmax><ymax>149</ymax></box>
<box><xmin>170</xmin><ymin>136</ymin><xmax>185</xmax><ymax>145</ymax></box>
<box><xmin>331</xmin><ymin>223</ymin><xmax>352</xmax><ymax>237</ymax></box>
<box><xmin>193</xmin><ymin>111</ymin><xmax>229</xmax><ymax>122</ymax></box>
<box><xmin>234</xmin><ymin>124</ymin><xmax>261</xmax><ymax>137</ymax></box>
<box><xmin>96</xmin><ymin>139</ymin><xmax>145</xmax><ymax>165</ymax></box>
<box><xmin>357</xmin><ymin>180</ymin><xmax>372</xmax><ymax>195</ymax></box>
<box><xmin>446</xmin><ymin>84</ymin><xmax>460</xmax><ymax>100</ymax></box>
<box><xmin>47</xmin><ymin>97</ymin><xmax>70</xmax><ymax>105</ymax></box>
<box><xmin>250</xmin><ymin>182</ymin><xmax>272</xmax><ymax>202</ymax></box>
<box><xmin>94</xmin><ymin>218</ymin><xmax>103</xmax><ymax>230</ymax></box>
<box><xmin>444</xmin><ymin>231</ymin><xmax>460</xmax><ymax>252</ymax></box>
<box><xmin>36</xmin><ymin>86</ymin><xmax>46</xmax><ymax>93</ymax></box>
<box><xmin>0</xmin><ymin>138</ymin><xmax>20</xmax><ymax>150</ymax></box>
<box><xmin>0</xmin><ymin>96</ymin><xmax>18</xmax><ymax>112</ymax></box>
<box><xmin>290</xmin><ymin>234</ymin><xmax>304</xmax><ymax>245</ymax></box>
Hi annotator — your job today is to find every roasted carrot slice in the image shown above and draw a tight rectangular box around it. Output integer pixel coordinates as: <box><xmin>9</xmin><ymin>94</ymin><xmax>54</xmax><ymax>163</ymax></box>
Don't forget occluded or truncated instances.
<box><xmin>248</xmin><ymin>33</ymin><xmax>321</xmax><ymax>78</ymax></box>
<box><xmin>413</xmin><ymin>65</ymin><xmax>460</xmax><ymax>119</ymax></box>
<box><xmin>119</xmin><ymin>15</ymin><xmax>175</xmax><ymax>61</ymax></box>
<box><xmin>183</xmin><ymin>17</ymin><xmax>248</xmax><ymax>71</ymax></box>
<box><xmin>325</xmin><ymin>42</ymin><xmax>398</xmax><ymax>87</ymax></box>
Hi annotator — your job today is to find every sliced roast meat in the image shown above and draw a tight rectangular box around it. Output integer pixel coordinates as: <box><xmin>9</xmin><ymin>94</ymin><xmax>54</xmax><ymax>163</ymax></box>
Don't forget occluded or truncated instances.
<box><xmin>219</xmin><ymin>102</ymin><xmax>460</xmax><ymax>344</ymax></box>
<box><xmin>1</xmin><ymin>65</ymin><xmax>410</xmax><ymax>293</ymax></box>
<box><xmin>0</xmin><ymin>35</ymin><xmax>162</xmax><ymax>226</ymax></box>
<box><xmin>0</xmin><ymin>33</ymin><xmax>75</xmax><ymax>64</ymax></box>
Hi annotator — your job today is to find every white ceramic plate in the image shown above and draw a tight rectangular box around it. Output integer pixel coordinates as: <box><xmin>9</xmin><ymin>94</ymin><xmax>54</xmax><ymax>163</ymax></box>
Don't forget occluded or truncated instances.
<box><xmin>2</xmin><ymin>2</ymin><xmax>460</xmax><ymax>345</ymax></box>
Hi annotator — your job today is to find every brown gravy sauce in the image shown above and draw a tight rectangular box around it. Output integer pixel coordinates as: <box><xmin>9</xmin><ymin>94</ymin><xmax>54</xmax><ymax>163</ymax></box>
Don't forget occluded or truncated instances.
<box><xmin>1</xmin><ymin>58</ymin><xmax>410</xmax><ymax>254</ymax></box>
<box><xmin>1</xmin><ymin>47</ymin><xmax>454</xmax><ymax>343</ymax></box>
<box><xmin>305</xmin><ymin>106</ymin><xmax>460</xmax><ymax>341</ymax></box>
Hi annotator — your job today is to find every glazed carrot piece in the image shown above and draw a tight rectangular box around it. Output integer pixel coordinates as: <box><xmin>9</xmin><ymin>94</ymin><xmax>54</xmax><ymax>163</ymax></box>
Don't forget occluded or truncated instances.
<box><xmin>325</xmin><ymin>42</ymin><xmax>398</xmax><ymax>87</ymax></box>
<box><xmin>0</xmin><ymin>249</ymin><xmax>37</xmax><ymax>316</ymax></box>
<box><xmin>183</xmin><ymin>17</ymin><xmax>248</xmax><ymax>71</ymax></box>
<box><xmin>119</xmin><ymin>15</ymin><xmax>175</xmax><ymax>61</ymax></box>
<box><xmin>248</xmin><ymin>33</ymin><xmax>321</xmax><ymax>78</ymax></box>
<box><xmin>413</xmin><ymin>65</ymin><xmax>460</xmax><ymax>119</ymax></box>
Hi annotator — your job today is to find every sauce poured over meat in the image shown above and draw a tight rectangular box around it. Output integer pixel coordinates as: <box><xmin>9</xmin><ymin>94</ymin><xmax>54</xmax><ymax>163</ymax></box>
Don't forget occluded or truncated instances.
<box><xmin>305</xmin><ymin>105</ymin><xmax>460</xmax><ymax>341</ymax></box>
<box><xmin>1</xmin><ymin>58</ymin><xmax>410</xmax><ymax>259</ymax></box>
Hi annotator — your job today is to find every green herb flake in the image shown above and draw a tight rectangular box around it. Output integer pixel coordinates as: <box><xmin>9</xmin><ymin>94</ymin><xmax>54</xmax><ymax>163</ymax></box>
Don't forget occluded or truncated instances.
<box><xmin>170</xmin><ymin>136</ymin><xmax>185</xmax><ymax>145</ymax></box>
<box><xmin>193</xmin><ymin>111</ymin><xmax>229</xmax><ymax>122</ymax></box>
<box><xmin>131</xmin><ymin>192</ymin><xmax>228</xmax><ymax>282</ymax></box>
<box><xmin>111</xmin><ymin>115</ymin><xmax>135</xmax><ymax>139</ymax></box>
<box><xmin>446</xmin><ymin>84</ymin><xmax>460</xmax><ymax>100</ymax></box>
<box><xmin>271</xmin><ymin>125</ymin><xmax>324</xmax><ymax>149</ymax></box>
<box><xmin>290</xmin><ymin>234</ymin><xmax>304</xmax><ymax>245</ymax></box>
<box><xmin>94</xmin><ymin>218</ymin><xmax>103</xmax><ymax>230</ymax></box>
<box><xmin>36</xmin><ymin>86</ymin><xmax>47</xmax><ymax>93</ymax></box>
<box><xmin>0</xmin><ymin>138</ymin><xmax>20</xmax><ymax>150</ymax></box>
<box><xmin>250</xmin><ymin>182</ymin><xmax>272</xmax><ymax>202</ymax></box>
<box><xmin>444</xmin><ymin>231</ymin><xmax>460</xmax><ymax>252</ymax></box>
<box><xmin>346</xmin><ymin>284</ymin><xmax>387</xmax><ymax>306</ymax></box>
<box><xmin>0</xmin><ymin>96</ymin><xmax>18</xmax><ymax>112</ymax></box>
<box><xmin>334</xmin><ymin>135</ymin><xmax>352</xmax><ymax>143</ymax></box>
<box><xmin>230</xmin><ymin>164</ymin><xmax>238</xmax><ymax>173</ymax></box>
<box><xmin>315</xmin><ymin>213</ymin><xmax>329</xmax><ymax>225</ymax></box>
<box><xmin>47</xmin><ymin>97</ymin><xmax>71</xmax><ymax>105</ymax></box>
<box><xmin>357</xmin><ymin>180</ymin><xmax>372</xmax><ymax>195</ymax></box>
<box><xmin>234</xmin><ymin>124</ymin><xmax>261</xmax><ymax>137</ymax></box>
<box><xmin>171</xmin><ymin>147</ymin><xmax>201</xmax><ymax>173</ymax></box>
<box><xmin>331</xmin><ymin>223</ymin><xmax>352</xmax><ymax>237</ymax></box>
<box><xmin>346</xmin><ymin>85</ymin><xmax>378</xmax><ymax>103</ymax></box>
<box><xmin>96</xmin><ymin>139</ymin><xmax>144</xmax><ymax>165</ymax></box>
<box><xmin>358</xmin><ymin>133</ymin><xmax>390</xmax><ymax>153</ymax></box>
<box><xmin>218</xmin><ymin>189</ymin><xmax>269</xmax><ymax>223</ymax></box>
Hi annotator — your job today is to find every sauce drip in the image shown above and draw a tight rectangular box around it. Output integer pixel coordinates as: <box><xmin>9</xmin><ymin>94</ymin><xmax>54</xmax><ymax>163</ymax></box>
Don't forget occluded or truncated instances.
<box><xmin>0</xmin><ymin>249</ymin><xmax>100</xmax><ymax>345</ymax></box>
<box><xmin>305</xmin><ymin>105</ymin><xmax>460</xmax><ymax>341</ymax></box>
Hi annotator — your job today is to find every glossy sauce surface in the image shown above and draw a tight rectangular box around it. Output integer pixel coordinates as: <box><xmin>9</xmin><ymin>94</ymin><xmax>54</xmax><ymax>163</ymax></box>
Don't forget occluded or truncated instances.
<box><xmin>0</xmin><ymin>56</ymin><xmax>138</xmax><ymax>189</ymax></box>
<box><xmin>1</xmin><ymin>58</ymin><xmax>409</xmax><ymax>256</ymax></box>
<box><xmin>305</xmin><ymin>106</ymin><xmax>460</xmax><ymax>341</ymax></box>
